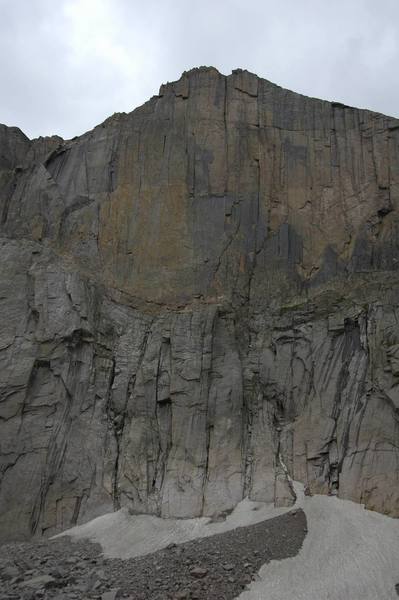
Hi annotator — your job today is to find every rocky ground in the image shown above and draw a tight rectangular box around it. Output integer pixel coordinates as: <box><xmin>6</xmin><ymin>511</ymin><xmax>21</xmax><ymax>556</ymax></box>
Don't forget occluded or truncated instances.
<box><xmin>0</xmin><ymin>509</ymin><xmax>306</xmax><ymax>600</ymax></box>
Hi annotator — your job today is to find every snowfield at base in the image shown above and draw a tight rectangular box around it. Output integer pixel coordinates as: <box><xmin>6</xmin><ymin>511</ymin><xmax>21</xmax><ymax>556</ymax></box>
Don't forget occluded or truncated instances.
<box><xmin>57</xmin><ymin>483</ymin><xmax>399</xmax><ymax>600</ymax></box>
<box><xmin>56</xmin><ymin>497</ymin><xmax>291</xmax><ymax>559</ymax></box>
<box><xmin>241</xmin><ymin>487</ymin><xmax>399</xmax><ymax>600</ymax></box>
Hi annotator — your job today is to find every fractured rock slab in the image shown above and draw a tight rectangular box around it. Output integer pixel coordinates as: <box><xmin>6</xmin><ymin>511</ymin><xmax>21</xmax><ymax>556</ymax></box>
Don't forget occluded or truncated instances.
<box><xmin>0</xmin><ymin>67</ymin><xmax>398</xmax><ymax>539</ymax></box>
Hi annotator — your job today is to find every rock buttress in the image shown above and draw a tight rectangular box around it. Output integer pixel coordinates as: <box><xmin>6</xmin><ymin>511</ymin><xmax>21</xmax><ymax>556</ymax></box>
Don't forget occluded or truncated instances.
<box><xmin>0</xmin><ymin>67</ymin><xmax>398</xmax><ymax>539</ymax></box>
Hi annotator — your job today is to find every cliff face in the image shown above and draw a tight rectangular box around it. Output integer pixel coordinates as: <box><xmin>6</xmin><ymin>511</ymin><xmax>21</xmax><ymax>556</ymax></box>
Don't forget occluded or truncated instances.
<box><xmin>1</xmin><ymin>67</ymin><xmax>399</xmax><ymax>540</ymax></box>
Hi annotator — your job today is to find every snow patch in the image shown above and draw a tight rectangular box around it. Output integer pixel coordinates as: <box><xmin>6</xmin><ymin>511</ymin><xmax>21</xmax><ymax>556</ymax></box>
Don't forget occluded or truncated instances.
<box><xmin>55</xmin><ymin>497</ymin><xmax>292</xmax><ymax>559</ymax></box>
<box><xmin>56</xmin><ymin>485</ymin><xmax>399</xmax><ymax>599</ymax></box>
<box><xmin>240</xmin><ymin>493</ymin><xmax>399</xmax><ymax>600</ymax></box>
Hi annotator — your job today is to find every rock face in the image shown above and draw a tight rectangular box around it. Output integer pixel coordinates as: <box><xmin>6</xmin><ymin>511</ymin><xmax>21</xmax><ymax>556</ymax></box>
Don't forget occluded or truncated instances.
<box><xmin>0</xmin><ymin>67</ymin><xmax>398</xmax><ymax>540</ymax></box>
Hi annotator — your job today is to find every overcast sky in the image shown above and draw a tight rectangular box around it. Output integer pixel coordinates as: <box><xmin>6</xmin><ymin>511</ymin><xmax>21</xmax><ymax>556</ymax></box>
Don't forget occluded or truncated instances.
<box><xmin>1</xmin><ymin>0</ymin><xmax>398</xmax><ymax>139</ymax></box>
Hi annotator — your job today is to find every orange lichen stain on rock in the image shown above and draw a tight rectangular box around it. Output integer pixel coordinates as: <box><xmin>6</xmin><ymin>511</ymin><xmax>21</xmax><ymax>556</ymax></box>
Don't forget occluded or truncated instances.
<box><xmin>98</xmin><ymin>176</ymin><xmax>196</xmax><ymax>302</ymax></box>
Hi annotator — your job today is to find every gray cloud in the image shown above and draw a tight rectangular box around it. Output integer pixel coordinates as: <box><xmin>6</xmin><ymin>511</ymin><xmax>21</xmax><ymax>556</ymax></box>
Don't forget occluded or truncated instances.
<box><xmin>1</xmin><ymin>0</ymin><xmax>398</xmax><ymax>139</ymax></box>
